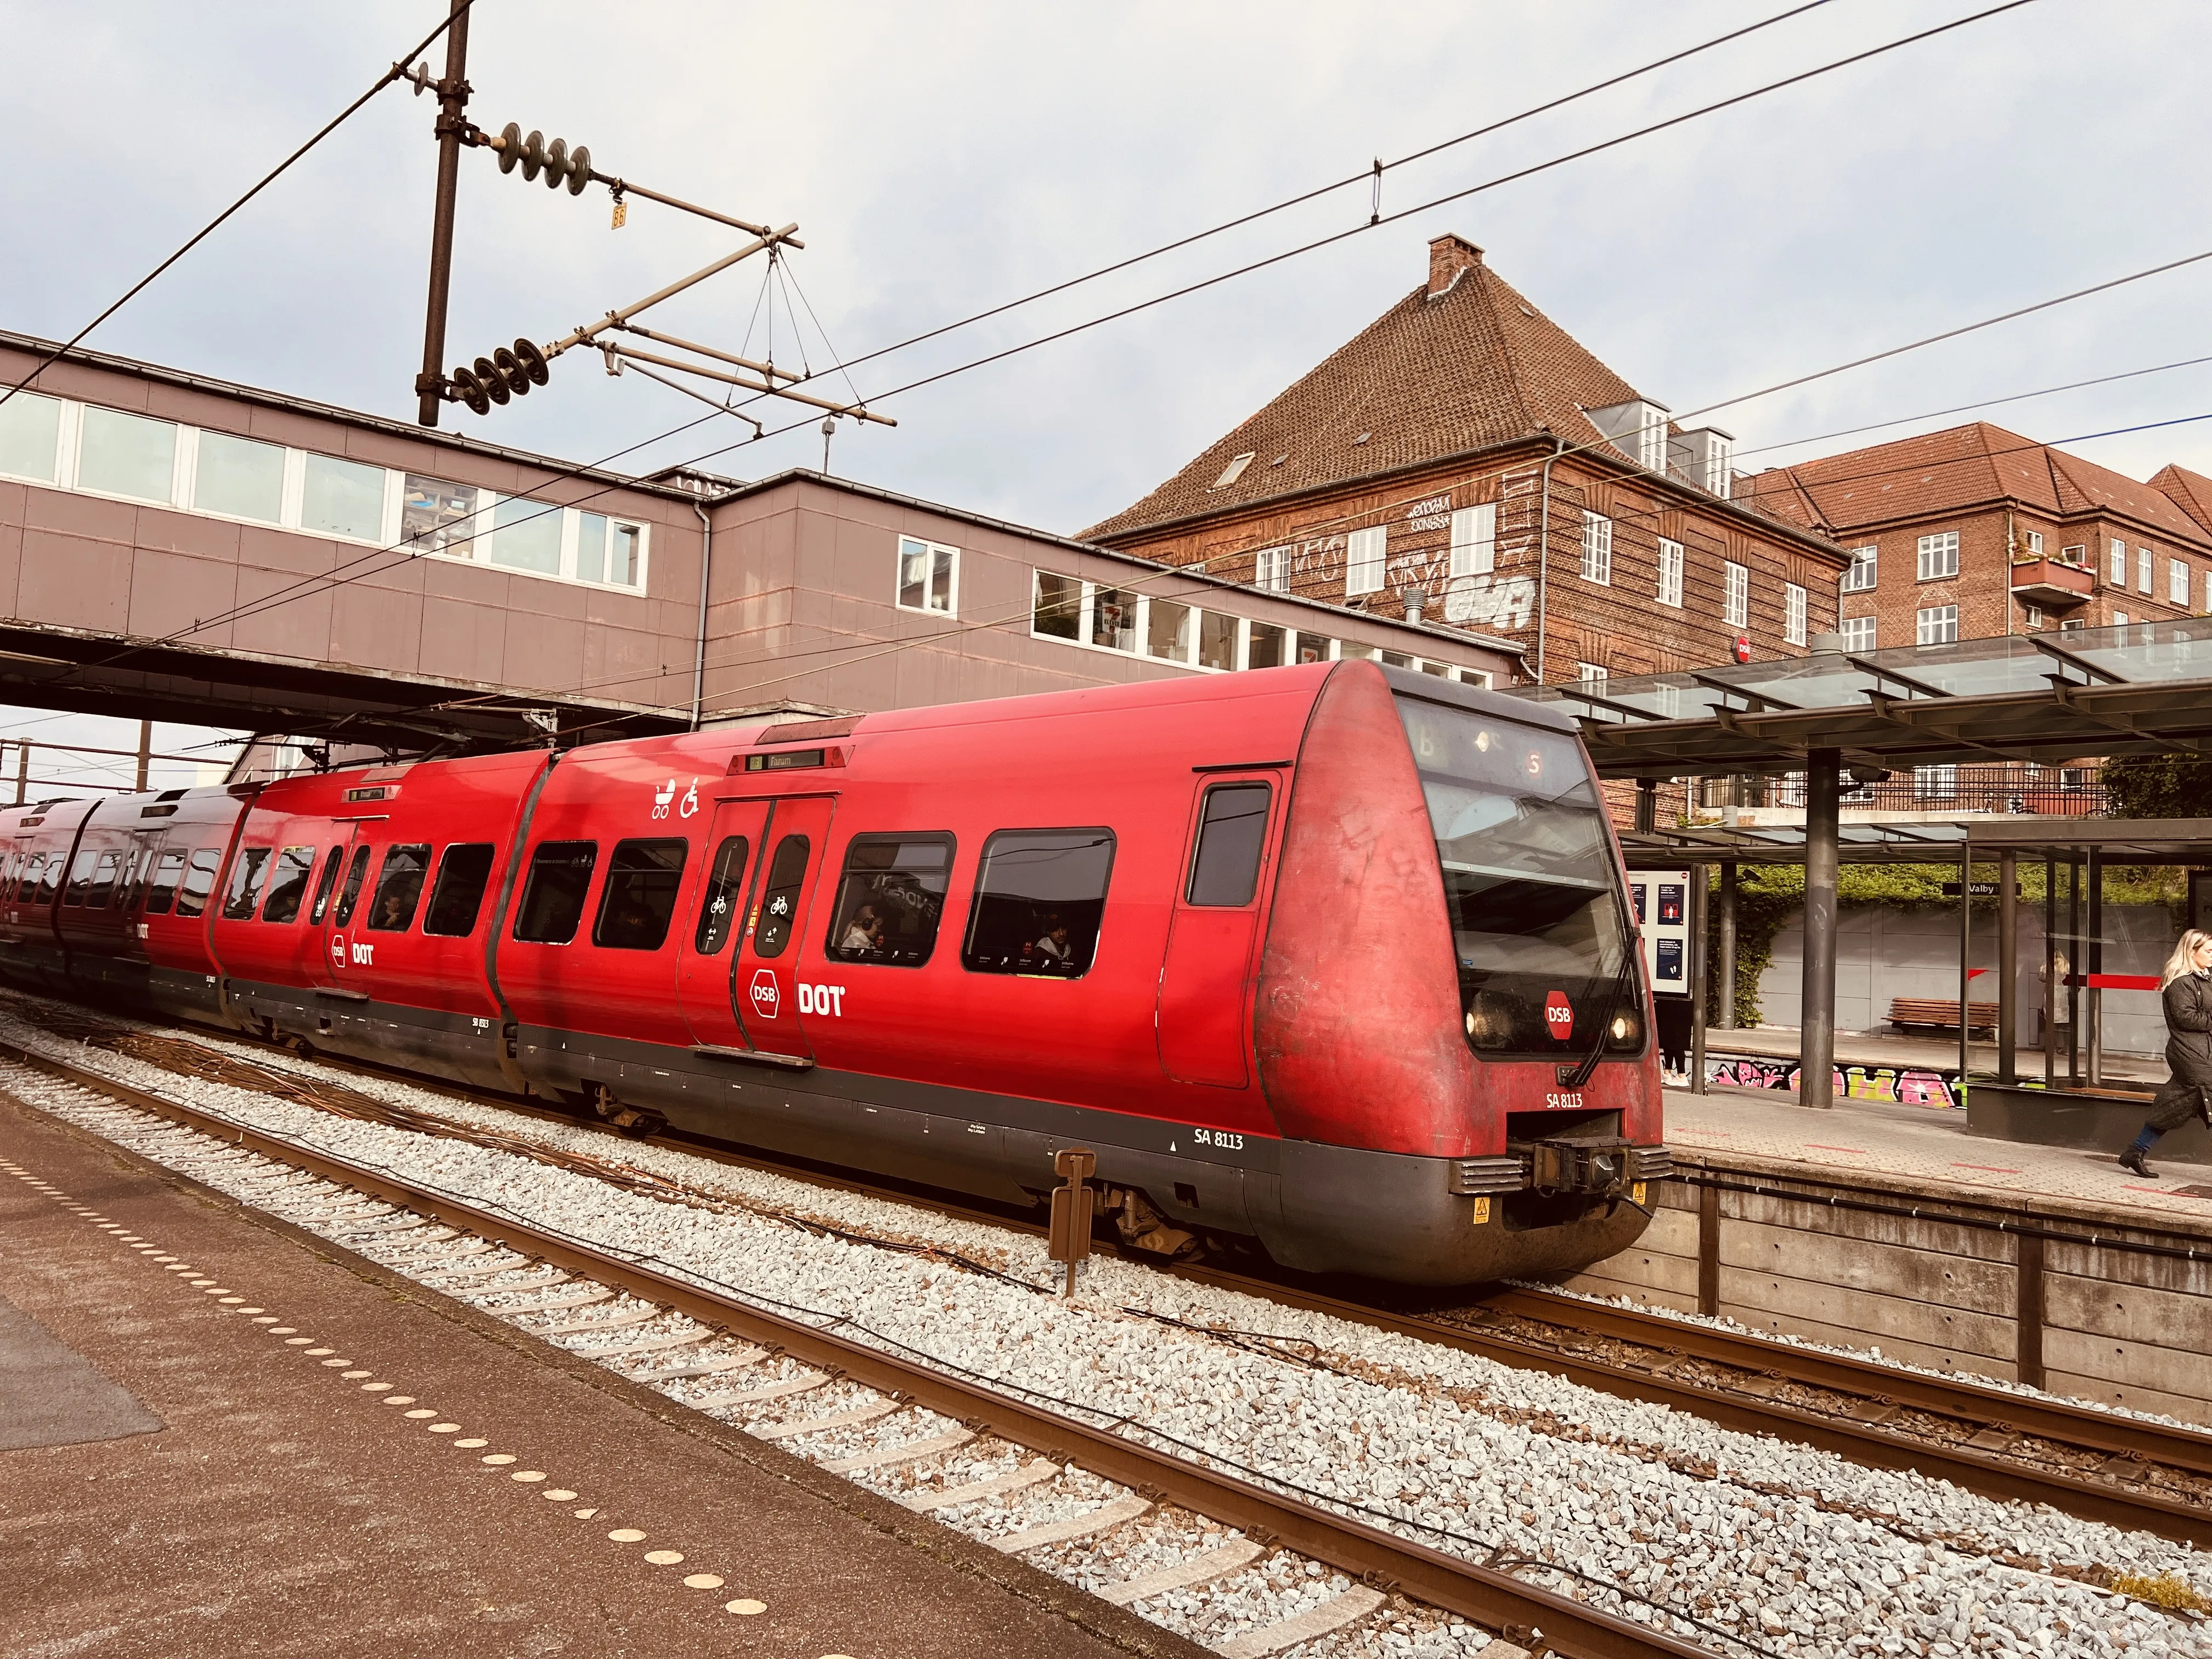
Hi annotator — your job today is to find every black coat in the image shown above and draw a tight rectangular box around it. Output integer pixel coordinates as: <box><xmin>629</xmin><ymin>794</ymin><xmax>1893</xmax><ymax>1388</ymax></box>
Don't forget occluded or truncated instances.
<box><xmin>2165</xmin><ymin>972</ymin><xmax>2212</xmax><ymax>1090</ymax></box>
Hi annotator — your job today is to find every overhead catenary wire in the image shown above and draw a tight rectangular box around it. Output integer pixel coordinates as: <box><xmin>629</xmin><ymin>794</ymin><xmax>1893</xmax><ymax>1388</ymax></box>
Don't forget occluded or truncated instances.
<box><xmin>0</xmin><ymin>2</ymin><xmax>478</xmax><ymax>414</ymax></box>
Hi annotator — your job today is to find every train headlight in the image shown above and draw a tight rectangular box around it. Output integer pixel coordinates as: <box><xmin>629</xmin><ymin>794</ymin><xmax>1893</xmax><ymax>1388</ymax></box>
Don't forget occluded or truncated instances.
<box><xmin>1465</xmin><ymin>992</ymin><xmax>1513</xmax><ymax>1051</ymax></box>
<box><xmin>1606</xmin><ymin>1009</ymin><xmax>1642</xmax><ymax>1051</ymax></box>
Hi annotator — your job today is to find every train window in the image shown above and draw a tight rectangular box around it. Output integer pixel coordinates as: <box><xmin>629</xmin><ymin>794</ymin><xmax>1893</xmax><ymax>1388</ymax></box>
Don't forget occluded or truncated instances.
<box><xmin>221</xmin><ymin>848</ymin><xmax>273</xmax><ymax>920</ymax></box>
<box><xmin>84</xmin><ymin>851</ymin><xmax>122</xmax><ymax>910</ymax></box>
<box><xmin>143</xmin><ymin>850</ymin><xmax>187</xmax><ymax>915</ymax></box>
<box><xmin>692</xmin><ymin>837</ymin><xmax>751</xmax><ymax>956</ymax></box>
<box><xmin>175</xmin><ymin>849</ymin><xmax>222</xmax><ymax>918</ymax></box>
<box><xmin>307</xmin><ymin>845</ymin><xmax>346</xmax><ymax>924</ymax></box>
<box><xmin>24</xmin><ymin>851</ymin><xmax>58</xmax><ymax>907</ymax></box>
<box><xmin>750</xmin><ymin>836</ymin><xmax>810</xmax><ymax>959</ymax></box>
<box><xmin>62</xmin><ymin>849</ymin><xmax>99</xmax><ymax>907</ymax></box>
<box><xmin>1186</xmin><ymin>783</ymin><xmax>1271</xmax><ymax>907</ymax></box>
<box><xmin>592</xmin><ymin>839</ymin><xmax>689</xmax><ymax>951</ymax></box>
<box><xmin>365</xmin><ymin>844</ymin><xmax>433</xmax><ymax>932</ymax></box>
<box><xmin>513</xmin><ymin>842</ymin><xmax>599</xmax><ymax>945</ymax></box>
<box><xmin>961</xmin><ymin>830</ymin><xmax>1115</xmax><ymax>979</ymax></box>
<box><xmin>825</xmin><ymin>834</ymin><xmax>952</xmax><ymax>967</ymax></box>
<box><xmin>259</xmin><ymin>846</ymin><xmax>319</xmax><ymax>924</ymax></box>
<box><xmin>422</xmin><ymin>843</ymin><xmax>497</xmax><ymax>938</ymax></box>
<box><xmin>332</xmin><ymin>845</ymin><xmax>373</xmax><ymax>927</ymax></box>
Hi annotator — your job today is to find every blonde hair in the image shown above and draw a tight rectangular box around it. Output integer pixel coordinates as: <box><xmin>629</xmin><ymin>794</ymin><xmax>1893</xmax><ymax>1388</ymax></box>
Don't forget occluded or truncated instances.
<box><xmin>2163</xmin><ymin>929</ymin><xmax>2212</xmax><ymax>988</ymax></box>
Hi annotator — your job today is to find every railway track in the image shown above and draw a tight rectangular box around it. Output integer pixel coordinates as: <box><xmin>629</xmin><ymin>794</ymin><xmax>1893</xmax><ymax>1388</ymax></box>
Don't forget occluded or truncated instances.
<box><xmin>15</xmin><ymin>1001</ymin><xmax>2212</xmax><ymax>1553</ymax></box>
<box><xmin>1</xmin><ymin>1032</ymin><xmax>1739</xmax><ymax>1659</ymax></box>
<box><xmin>10</xmin><ymin>1001</ymin><xmax>2212</xmax><ymax>1560</ymax></box>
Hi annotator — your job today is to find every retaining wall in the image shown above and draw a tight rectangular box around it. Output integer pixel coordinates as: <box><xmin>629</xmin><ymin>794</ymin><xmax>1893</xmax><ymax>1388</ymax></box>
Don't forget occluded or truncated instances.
<box><xmin>1563</xmin><ymin>1155</ymin><xmax>2212</xmax><ymax>1427</ymax></box>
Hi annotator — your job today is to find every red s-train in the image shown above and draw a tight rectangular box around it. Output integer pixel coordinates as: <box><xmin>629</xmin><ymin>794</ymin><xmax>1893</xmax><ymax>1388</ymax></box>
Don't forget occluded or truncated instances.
<box><xmin>0</xmin><ymin>662</ymin><xmax>1666</xmax><ymax>1284</ymax></box>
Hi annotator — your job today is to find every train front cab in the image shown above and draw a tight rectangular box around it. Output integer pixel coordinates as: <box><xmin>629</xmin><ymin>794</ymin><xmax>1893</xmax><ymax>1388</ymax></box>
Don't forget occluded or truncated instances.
<box><xmin>1249</xmin><ymin>663</ymin><xmax>1663</xmax><ymax>1286</ymax></box>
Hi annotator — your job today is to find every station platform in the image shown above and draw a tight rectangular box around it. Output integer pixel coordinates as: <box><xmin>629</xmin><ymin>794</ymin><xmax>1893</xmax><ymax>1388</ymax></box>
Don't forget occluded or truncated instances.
<box><xmin>1695</xmin><ymin>1022</ymin><xmax>2166</xmax><ymax>1088</ymax></box>
<box><xmin>0</xmin><ymin>1093</ymin><xmax>1189</xmax><ymax>1659</ymax></box>
<box><xmin>1665</xmin><ymin>1080</ymin><xmax>2212</xmax><ymax>1228</ymax></box>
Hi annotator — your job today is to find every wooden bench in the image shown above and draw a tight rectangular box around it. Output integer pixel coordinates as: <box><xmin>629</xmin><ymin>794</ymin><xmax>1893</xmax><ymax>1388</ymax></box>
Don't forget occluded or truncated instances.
<box><xmin>1888</xmin><ymin>997</ymin><xmax>2000</xmax><ymax>1038</ymax></box>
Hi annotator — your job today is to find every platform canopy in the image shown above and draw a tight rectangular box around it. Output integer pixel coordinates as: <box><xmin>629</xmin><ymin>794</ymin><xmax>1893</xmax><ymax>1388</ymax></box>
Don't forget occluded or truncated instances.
<box><xmin>1507</xmin><ymin>618</ymin><xmax>2212</xmax><ymax>782</ymax></box>
<box><xmin>1617</xmin><ymin>816</ymin><xmax>2212</xmax><ymax>868</ymax></box>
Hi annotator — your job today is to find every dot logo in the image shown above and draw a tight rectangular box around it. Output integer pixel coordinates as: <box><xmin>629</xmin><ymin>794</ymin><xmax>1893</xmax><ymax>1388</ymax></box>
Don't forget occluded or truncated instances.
<box><xmin>1544</xmin><ymin>990</ymin><xmax>1574</xmax><ymax>1040</ymax></box>
<box><xmin>749</xmin><ymin>969</ymin><xmax>780</xmax><ymax>1019</ymax></box>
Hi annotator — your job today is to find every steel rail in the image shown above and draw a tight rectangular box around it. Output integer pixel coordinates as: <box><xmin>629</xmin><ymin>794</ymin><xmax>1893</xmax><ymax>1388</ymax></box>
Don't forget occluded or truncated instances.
<box><xmin>19</xmin><ymin>1002</ymin><xmax>2212</xmax><ymax>1548</ymax></box>
<box><xmin>1</xmin><ymin>1039</ymin><xmax>1709</xmax><ymax>1659</ymax></box>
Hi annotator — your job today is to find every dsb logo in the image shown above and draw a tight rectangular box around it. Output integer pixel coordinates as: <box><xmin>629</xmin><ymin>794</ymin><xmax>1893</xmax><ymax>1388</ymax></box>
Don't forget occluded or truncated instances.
<box><xmin>1544</xmin><ymin>990</ymin><xmax>1574</xmax><ymax>1039</ymax></box>
<box><xmin>749</xmin><ymin>969</ymin><xmax>780</xmax><ymax>1018</ymax></box>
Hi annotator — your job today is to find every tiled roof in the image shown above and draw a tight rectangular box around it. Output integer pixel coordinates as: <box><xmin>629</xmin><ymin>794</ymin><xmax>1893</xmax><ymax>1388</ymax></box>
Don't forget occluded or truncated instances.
<box><xmin>2149</xmin><ymin>464</ymin><xmax>2212</xmax><ymax>537</ymax></box>
<box><xmin>1079</xmin><ymin>242</ymin><xmax>1644</xmax><ymax>542</ymax></box>
<box><xmin>1739</xmin><ymin>422</ymin><xmax>2212</xmax><ymax>549</ymax></box>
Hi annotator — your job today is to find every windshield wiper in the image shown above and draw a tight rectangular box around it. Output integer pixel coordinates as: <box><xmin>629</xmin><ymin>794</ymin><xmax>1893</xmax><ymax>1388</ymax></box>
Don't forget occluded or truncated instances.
<box><xmin>1560</xmin><ymin>947</ymin><xmax>1639</xmax><ymax>1091</ymax></box>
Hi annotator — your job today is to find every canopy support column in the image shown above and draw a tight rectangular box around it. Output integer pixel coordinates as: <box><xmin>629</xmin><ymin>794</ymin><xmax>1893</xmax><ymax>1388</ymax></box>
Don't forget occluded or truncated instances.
<box><xmin>1801</xmin><ymin>752</ymin><xmax>1841</xmax><ymax>1109</ymax></box>
<box><xmin>1716</xmin><ymin>861</ymin><xmax>1739</xmax><ymax>1031</ymax></box>
<box><xmin>1997</xmin><ymin>851</ymin><xmax>2018</xmax><ymax>1086</ymax></box>
<box><xmin>2086</xmin><ymin>848</ymin><xmax>2104</xmax><ymax>1088</ymax></box>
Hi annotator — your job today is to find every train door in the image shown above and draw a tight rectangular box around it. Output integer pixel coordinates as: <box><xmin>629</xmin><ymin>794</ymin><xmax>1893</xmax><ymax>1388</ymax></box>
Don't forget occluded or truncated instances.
<box><xmin>1156</xmin><ymin>772</ymin><xmax>1280</xmax><ymax>1088</ymax></box>
<box><xmin>317</xmin><ymin>826</ymin><xmax>379</xmax><ymax>995</ymax></box>
<box><xmin>726</xmin><ymin>795</ymin><xmax>837</xmax><ymax>1063</ymax></box>
<box><xmin>674</xmin><ymin>799</ymin><xmax>771</xmax><ymax>1051</ymax></box>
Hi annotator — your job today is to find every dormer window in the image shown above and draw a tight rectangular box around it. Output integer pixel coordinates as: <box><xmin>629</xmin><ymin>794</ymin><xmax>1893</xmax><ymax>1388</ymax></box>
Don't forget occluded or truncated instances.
<box><xmin>1213</xmin><ymin>452</ymin><xmax>1256</xmax><ymax>488</ymax></box>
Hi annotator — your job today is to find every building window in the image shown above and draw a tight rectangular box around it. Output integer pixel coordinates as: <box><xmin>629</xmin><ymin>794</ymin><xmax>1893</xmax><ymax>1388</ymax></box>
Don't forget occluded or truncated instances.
<box><xmin>1345</xmin><ymin>526</ymin><xmax>1386</xmax><ymax>597</ymax></box>
<box><xmin>2110</xmin><ymin>538</ymin><xmax>2128</xmax><ymax>585</ymax></box>
<box><xmin>2023</xmin><ymin>529</ymin><xmax>2044</xmax><ymax>555</ymax></box>
<box><xmin>2138</xmin><ymin>547</ymin><xmax>2153</xmax><ymax>593</ymax></box>
<box><xmin>2171</xmin><ymin>558</ymin><xmax>2191</xmax><ymax>607</ymax></box>
<box><xmin>1723</xmin><ymin>561</ymin><xmax>1748</xmax><ymax>627</ymax></box>
<box><xmin>1839</xmin><ymin>615</ymin><xmax>1876</xmax><ymax>652</ymax></box>
<box><xmin>1147</xmin><ymin>597</ymin><xmax>1193</xmax><ymax>662</ymax></box>
<box><xmin>1917</xmin><ymin>604</ymin><xmax>1959</xmax><ymax>645</ymax></box>
<box><xmin>1198</xmin><ymin>611</ymin><xmax>1238</xmax><ymax>670</ymax></box>
<box><xmin>1448</xmin><ymin>504</ymin><xmax>1495</xmax><ymax>578</ymax></box>
<box><xmin>1914</xmin><ymin>764</ymin><xmax>1957</xmax><ymax>799</ymax></box>
<box><xmin>489</xmin><ymin>496</ymin><xmax>562</xmax><ymax>573</ymax></box>
<box><xmin>1032</xmin><ymin>571</ymin><xmax>1081</xmax><ymax>639</ymax></box>
<box><xmin>1580</xmin><ymin>511</ymin><xmax>1612</xmax><ymax>585</ymax></box>
<box><xmin>2060</xmin><ymin>617</ymin><xmax>2086</xmax><ymax>632</ymax></box>
<box><xmin>2023</xmin><ymin>605</ymin><xmax>2045</xmax><ymax>631</ymax></box>
<box><xmin>1916</xmin><ymin>532</ymin><xmax>1960</xmax><ymax>580</ymax></box>
<box><xmin>1841</xmin><ymin>546</ymin><xmax>1877</xmax><ymax>593</ymax></box>
<box><xmin>1253</xmin><ymin>544</ymin><xmax>1291</xmax><ymax>593</ymax></box>
<box><xmin>1783</xmin><ymin>583</ymin><xmax>1807</xmax><ymax>646</ymax></box>
<box><xmin>196</xmin><ymin>431</ymin><xmax>286</xmax><ymax>524</ymax></box>
<box><xmin>1577</xmin><ymin>662</ymin><xmax>1608</xmax><ymax>687</ymax></box>
<box><xmin>898</xmin><ymin>536</ymin><xmax>958</xmax><ymax>614</ymax></box>
<box><xmin>0</xmin><ymin>391</ymin><xmax>61</xmax><ymax>483</ymax></box>
<box><xmin>1638</xmin><ymin>420</ymin><xmax>1668</xmax><ymax>473</ymax></box>
<box><xmin>2060</xmin><ymin>543</ymin><xmax>2086</xmax><ymax>567</ymax></box>
<box><xmin>1244</xmin><ymin>620</ymin><xmax>1285</xmax><ymax>670</ymax></box>
<box><xmin>580</xmin><ymin>514</ymin><xmax>645</xmax><ymax>586</ymax></box>
<box><xmin>402</xmin><ymin>474</ymin><xmax>479</xmax><ymax>556</ymax></box>
<box><xmin>1212</xmin><ymin>452</ymin><xmax>1256</xmax><ymax>489</ymax></box>
<box><xmin>2205</xmin><ymin>570</ymin><xmax>2212</xmax><ymax>614</ymax></box>
<box><xmin>1656</xmin><ymin>538</ymin><xmax>1683</xmax><ymax>608</ymax></box>
<box><xmin>77</xmin><ymin>405</ymin><xmax>178</xmax><ymax>503</ymax></box>
<box><xmin>1090</xmin><ymin>586</ymin><xmax>1137</xmax><ymax>651</ymax></box>
<box><xmin>2114</xmin><ymin>610</ymin><xmax>2130</xmax><ymax>627</ymax></box>
<box><xmin>302</xmin><ymin>452</ymin><xmax>387</xmax><ymax>542</ymax></box>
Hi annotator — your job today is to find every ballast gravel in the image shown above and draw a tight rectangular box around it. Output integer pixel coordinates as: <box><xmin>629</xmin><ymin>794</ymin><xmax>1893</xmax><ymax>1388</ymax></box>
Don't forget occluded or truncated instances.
<box><xmin>5</xmin><ymin>1007</ymin><xmax>2208</xmax><ymax>1657</ymax></box>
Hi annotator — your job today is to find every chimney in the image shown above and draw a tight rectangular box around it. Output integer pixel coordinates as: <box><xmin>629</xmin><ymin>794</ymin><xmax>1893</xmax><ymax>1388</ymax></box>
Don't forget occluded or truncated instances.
<box><xmin>1427</xmin><ymin>234</ymin><xmax>1482</xmax><ymax>297</ymax></box>
<box><xmin>1402</xmin><ymin>585</ymin><xmax>1426</xmax><ymax>624</ymax></box>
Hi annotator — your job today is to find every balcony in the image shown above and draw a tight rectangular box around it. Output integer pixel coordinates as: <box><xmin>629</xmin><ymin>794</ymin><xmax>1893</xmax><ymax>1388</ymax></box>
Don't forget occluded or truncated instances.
<box><xmin>2011</xmin><ymin>557</ymin><xmax>2095</xmax><ymax>606</ymax></box>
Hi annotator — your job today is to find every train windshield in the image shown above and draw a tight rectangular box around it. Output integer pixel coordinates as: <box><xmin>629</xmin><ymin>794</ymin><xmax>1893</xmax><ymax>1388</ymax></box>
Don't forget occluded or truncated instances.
<box><xmin>1396</xmin><ymin>696</ymin><xmax>1637</xmax><ymax>1056</ymax></box>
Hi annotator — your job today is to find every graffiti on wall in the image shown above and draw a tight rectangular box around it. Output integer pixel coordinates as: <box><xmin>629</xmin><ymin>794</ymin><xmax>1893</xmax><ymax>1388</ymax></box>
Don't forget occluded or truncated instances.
<box><xmin>1702</xmin><ymin>1054</ymin><xmax>1962</xmax><ymax>1110</ymax></box>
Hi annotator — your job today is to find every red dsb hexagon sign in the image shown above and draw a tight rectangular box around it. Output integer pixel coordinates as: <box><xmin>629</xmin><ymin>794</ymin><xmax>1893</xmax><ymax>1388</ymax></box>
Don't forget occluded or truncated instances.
<box><xmin>1544</xmin><ymin>990</ymin><xmax>1574</xmax><ymax>1040</ymax></box>
<box><xmin>749</xmin><ymin>969</ymin><xmax>780</xmax><ymax>1018</ymax></box>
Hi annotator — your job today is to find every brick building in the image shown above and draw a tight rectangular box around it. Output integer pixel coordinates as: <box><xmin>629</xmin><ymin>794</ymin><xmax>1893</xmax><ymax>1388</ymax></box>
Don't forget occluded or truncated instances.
<box><xmin>1080</xmin><ymin>235</ymin><xmax>1848</xmax><ymax>689</ymax></box>
<box><xmin>1737</xmin><ymin>422</ymin><xmax>2212</xmax><ymax>648</ymax></box>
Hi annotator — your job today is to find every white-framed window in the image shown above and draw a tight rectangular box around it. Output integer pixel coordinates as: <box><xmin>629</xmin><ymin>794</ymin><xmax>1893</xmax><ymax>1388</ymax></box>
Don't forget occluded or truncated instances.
<box><xmin>1841</xmin><ymin>545</ymin><xmax>1877</xmax><ymax>593</ymax></box>
<box><xmin>898</xmin><ymin>535</ymin><xmax>958</xmax><ymax>614</ymax></box>
<box><xmin>2024</xmin><ymin>605</ymin><xmax>2045</xmax><ymax>631</ymax></box>
<box><xmin>1448</xmin><ymin>504</ymin><xmax>1495</xmax><ymax>578</ymax></box>
<box><xmin>1580</xmin><ymin>511</ymin><xmax>1612</xmax><ymax>585</ymax></box>
<box><xmin>2061</xmin><ymin>617</ymin><xmax>2087</xmax><ymax>632</ymax></box>
<box><xmin>1917</xmin><ymin>603</ymin><xmax>1959</xmax><ymax>645</ymax></box>
<box><xmin>1638</xmin><ymin>419</ymin><xmax>1668</xmax><ymax>473</ymax></box>
<box><xmin>2171</xmin><ymin>557</ymin><xmax>2191</xmax><ymax>607</ymax></box>
<box><xmin>2060</xmin><ymin>543</ymin><xmax>2086</xmax><ymax>567</ymax></box>
<box><xmin>1577</xmin><ymin>662</ymin><xmax>1609</xmax><ymax>687</ymax></box>
<box><xmin>1253</xmin><ymin>544</ymin><xmax>1291</xmax><ymax>593</ymax></box>
<box><xmin>1655</xmin><ymin>537</ymin><xmax>1684</xmax><ymax>607</ymax></box>
<box><xmin>1839</xmin><ymin>615</ymin><xmax>1877</xmax><ymax>653</ymax></box>
<box><xmin>1784</xmin><ymin>583</ymin><xmax>1807</xmax><ymax>646</ymax></box>
<box><xmin>2110</xmin><ymin>538</ymin><xmax>2128</xmax><ymax>585</ymax></box>
<box><xmin>1345</xmin><ymin>526</ymin><xmax>1386</xmax><ymax>597</ymax></box>
<box><xmin>2204</xmin><ymin>569</ymin><xmax>2212</xmax><ymax>614</ymax></box>
<box><xmin>1723</xmin><ymin>561</ymin><xmax>1748</xmax><ymax>627</ymax></box>
<box><xmin>0</xmin><ymin>391</ymin><xmax>651</xmax><ymax>592</ymax></box>
<box><xmin>2114</xmin><ymin>610</ymin><xmax>2130</xmax><ymax>627</ymax></box>
<box><xmin>1916</xmin><ymin>532</ymin><xmax>1960</xmax><ymax>580</ymax></box>
<box><xmin>1914</xmin><ymin>764</ymin><xmax>1957</xmax><ymax>799</ymax></box>
<box><xmin>2138</xmin><ymin>547</ymin><xmax>2154</xmax><ymax>593</ymax></box>
<box><xmin>2023</xmin><ymin>529</ymin><xmax>2044</xmax><ymax>555</ymax></box>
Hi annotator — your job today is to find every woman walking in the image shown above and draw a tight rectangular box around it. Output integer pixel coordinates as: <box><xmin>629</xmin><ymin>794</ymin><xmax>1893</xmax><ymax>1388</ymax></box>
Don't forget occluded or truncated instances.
<box><xmin>2119</xmin><ymin>928</ymin><xmax>2212</xmax><ymax>1177</ymax></box>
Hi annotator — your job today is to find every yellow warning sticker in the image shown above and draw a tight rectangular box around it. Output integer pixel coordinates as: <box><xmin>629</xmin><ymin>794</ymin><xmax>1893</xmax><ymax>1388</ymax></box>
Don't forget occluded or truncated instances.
<box><xmin>1633</xmin><ymin>1182</ymin><xmax>1648</xmax><ymax>1204</ymax></box>
<box><xmin>1471</xmin><ymin>1195</ymin><xmax>1492</xmax><ymax>1225</ymax></box>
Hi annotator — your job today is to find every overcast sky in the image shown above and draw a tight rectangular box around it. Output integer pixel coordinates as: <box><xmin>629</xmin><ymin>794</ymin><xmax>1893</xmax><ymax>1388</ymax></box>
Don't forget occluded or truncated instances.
<box><xmin>4</xmin><ymin>0</ymin><xmax>2209</xmax><ymax>787</ymax></box>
